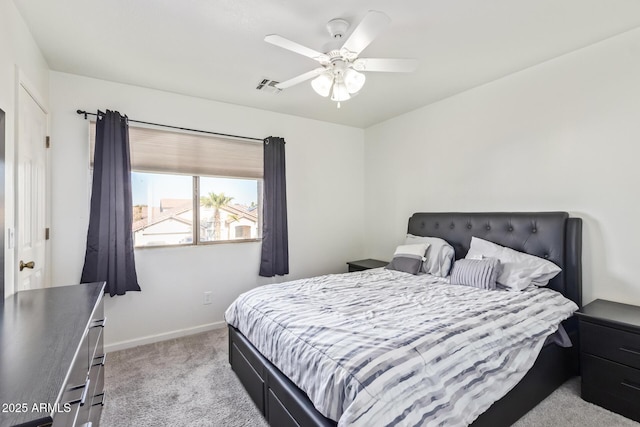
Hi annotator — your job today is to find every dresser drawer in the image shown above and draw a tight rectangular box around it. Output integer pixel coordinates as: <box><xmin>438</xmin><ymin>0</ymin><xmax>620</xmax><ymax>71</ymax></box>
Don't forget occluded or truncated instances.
<box><xmin>89</xmin><ymin>300</ymin><xmax>105</xmax><ymax>362</ymax></box>
<box><xmin>580</xmin><ymin>321</ymin><xmax>640</xmax><ymax>369</ymax></box>
<box><xmin>86</xmin><ymin>360</ymin><xmax>105</xmax><ymax>426</ymax></box>
<box><xmin>581</xmin><ymin>353</ymin><xmax>640</xmax><ymax>422</ymax></box>
<box><xmin>89</xmin><ymin>325</ymin><xmax>104</xmax><ymax>366</ymax></box>
<box><xmin>66</xmin><ymin>332</ymin><xmax>91</xmax><ymax>388</ymax></box>
<box><xmin>53</xmin><ymin>373</ymin><xmax>91</xmax><ymax>427</ymax></box>
<box><xmin>51</xmin><ymin>398</ymin><xmax>81</xmax><ymax>427</ymax></box>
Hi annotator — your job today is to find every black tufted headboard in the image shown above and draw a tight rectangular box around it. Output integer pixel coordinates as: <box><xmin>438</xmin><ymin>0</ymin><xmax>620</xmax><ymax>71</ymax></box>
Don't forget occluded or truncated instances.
<box><xmin>407</xmin><ymin>212</ymin><xmax>582</xmax><ymax>308</ymax></box>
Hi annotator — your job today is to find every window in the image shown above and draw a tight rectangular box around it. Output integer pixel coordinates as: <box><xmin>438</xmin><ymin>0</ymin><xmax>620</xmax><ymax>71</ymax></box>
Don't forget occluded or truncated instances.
<box><xmin>132</xmin><ymin>172</ymin><xmax>193</xmax><ymax>247</ymax></box>
<box><xmin>199</xmin><ymin>176</ymin><xmax>259</xmax><ymax>243</ymax></box>
<box><xmin>91</xmin><ymin>123</ymin><xmax>263</xmax><ymax>248</ymax></box>
<box><xmin>235</xmin><ymin>225</ymin><xmax>251</xmax><ymax>239</ymax></box>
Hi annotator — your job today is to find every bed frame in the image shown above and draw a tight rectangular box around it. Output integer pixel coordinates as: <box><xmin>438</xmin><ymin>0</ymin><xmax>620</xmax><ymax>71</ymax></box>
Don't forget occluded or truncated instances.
<box><xmin>229</xmin><ymin>212</ymin><xmax>582</xmax><ymax>427</ymax></box>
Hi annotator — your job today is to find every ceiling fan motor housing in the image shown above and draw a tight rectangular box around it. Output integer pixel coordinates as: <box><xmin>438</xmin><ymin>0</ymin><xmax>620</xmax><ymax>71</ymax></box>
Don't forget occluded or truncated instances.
<box><xmin>326</xmin><ymin>18</ymin><xmax>349</xmax><ymax>39</ymax></box>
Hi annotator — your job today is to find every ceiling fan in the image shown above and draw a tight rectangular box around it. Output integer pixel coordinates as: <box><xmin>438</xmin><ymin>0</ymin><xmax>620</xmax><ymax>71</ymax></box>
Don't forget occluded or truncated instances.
<box><xmin>265</xmin><ymin>10</ymin><xmax>417</xmax><ymax>107</ymax></box>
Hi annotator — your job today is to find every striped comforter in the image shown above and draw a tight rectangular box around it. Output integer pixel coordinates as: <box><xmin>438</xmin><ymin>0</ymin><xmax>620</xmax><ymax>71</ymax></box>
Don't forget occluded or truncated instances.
<box><xmin>225</xmin><ymin>268</ymin><xmax>578</xmax><ymax>426</ymax></box>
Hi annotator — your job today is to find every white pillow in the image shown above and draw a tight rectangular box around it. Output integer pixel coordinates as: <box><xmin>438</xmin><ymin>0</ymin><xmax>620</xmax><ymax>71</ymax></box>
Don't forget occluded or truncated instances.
<box><xmin>465</xmin><ymin>236</ymin><xmax>561</xmax><ymax>291</ymax></box>
<box><xmin>405</xmin><ymin>234</ymin><xmax>455</xmax><ymax>277</ymax></box>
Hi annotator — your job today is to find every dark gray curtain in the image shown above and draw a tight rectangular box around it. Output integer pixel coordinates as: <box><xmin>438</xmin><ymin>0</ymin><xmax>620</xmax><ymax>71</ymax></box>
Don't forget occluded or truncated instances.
<box><xmin>81</xmin><ymin>110</ymin><xmax>140</xmax><ymax>296</ymax></box>
<box><xmin>259</xmin><ymin>137</ymin><xmax>289</xmax><ymax>277</ymax></box>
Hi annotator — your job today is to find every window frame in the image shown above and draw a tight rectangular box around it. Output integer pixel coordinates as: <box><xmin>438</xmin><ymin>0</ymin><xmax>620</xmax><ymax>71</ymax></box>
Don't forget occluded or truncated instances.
<box><xmin>131</xmin><ymin>172</ymin><xmax>263</xmax><ymax>250</ymax></box>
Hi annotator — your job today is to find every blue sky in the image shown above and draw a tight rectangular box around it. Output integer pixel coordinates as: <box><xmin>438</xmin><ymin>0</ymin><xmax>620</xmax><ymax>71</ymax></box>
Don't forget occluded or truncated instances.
<box><xmin>132</xmin><ymin>172</ymin><xmax>258</xmax><ymax>207</ymax></box>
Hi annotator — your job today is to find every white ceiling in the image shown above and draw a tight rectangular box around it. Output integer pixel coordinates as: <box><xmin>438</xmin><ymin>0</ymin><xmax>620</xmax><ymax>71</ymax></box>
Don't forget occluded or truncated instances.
<box><xmin>13</xmin><ymin>0</ymin><xmax>640</xmax><ymax>128</ymax></box>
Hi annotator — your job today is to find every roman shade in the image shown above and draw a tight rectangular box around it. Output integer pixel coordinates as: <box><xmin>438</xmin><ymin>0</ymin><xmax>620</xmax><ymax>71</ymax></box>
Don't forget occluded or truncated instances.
<box><xmin>90</xmin><ymin>122</ymin><xmax>263</xmax><ymax>178</ymax></box>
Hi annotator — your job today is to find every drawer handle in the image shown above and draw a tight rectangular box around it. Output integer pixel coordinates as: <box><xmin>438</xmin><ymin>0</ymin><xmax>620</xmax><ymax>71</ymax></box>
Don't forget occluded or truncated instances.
<box><xmin>92</xmin><ymin>353</ymin><xmax>107</xmax><ymax>367</ymax></box>
<box><xmin>68</xmin><ymin>378</ymin><xmax>91</xmax><ymax>406</ymax></box>
<box><xmin>620</xmin><ymin>347</ymin><xmax>640</xmax><ymax>357</ymax></box>
<box><xmin>91</xmin><ymin>317</ymin><xmax>107</xmax><ymax>328</ymax></box>
<box><xmin>622</xmin><ymin>380</ymin><xmax>640</xmax><ymax>393</ymax></box>
<box><xmin>91</xmin><ymin>392</ymin><xmax>106</xmax><ymax>407</ymax></box>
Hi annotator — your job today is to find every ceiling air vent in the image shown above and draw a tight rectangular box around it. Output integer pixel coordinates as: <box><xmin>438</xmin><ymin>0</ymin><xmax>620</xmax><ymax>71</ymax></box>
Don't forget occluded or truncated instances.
<box><xmin>256</xmin><ymin>79</ymin><xmax>282</xmax><ymax>94</ymax></box>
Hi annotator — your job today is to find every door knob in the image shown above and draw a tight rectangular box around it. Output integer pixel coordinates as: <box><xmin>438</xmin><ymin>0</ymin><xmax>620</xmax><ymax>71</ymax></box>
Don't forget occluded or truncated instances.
<box><xmin>19</xmin><ymin>260</ymin><xmax>35</xmax><ymax>271</ymax></box>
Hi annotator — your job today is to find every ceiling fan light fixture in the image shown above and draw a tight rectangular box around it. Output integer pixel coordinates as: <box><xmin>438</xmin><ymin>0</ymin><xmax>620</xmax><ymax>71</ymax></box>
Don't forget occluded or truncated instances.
<box><xmin>311</xmin><ymin>72</ymin><xmax>333</xmax><ymax>97</ymax></box>
<box><xmin>331</xmin><ymin>79</ymin><xmax>351</xmax><ymax>102</ymax></box>
<box><xmin>343</xmin><ymin>68</ymin><xmax>366</xmax><ymax>94</ymax></box>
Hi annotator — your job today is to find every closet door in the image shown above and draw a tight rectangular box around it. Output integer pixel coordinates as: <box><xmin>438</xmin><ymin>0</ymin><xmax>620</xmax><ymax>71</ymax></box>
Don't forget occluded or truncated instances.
<box><xmin>16</xmin><ymin>83</ymin><xmax>48</xmax><ymax>291</ymax></box>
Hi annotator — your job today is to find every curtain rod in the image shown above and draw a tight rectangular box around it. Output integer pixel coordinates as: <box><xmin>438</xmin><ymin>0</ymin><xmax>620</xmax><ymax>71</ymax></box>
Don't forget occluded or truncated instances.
<box><xmin>76</xmin><ymin>109</ymin><xmax>264</xmax><ymax>142</ymax></box>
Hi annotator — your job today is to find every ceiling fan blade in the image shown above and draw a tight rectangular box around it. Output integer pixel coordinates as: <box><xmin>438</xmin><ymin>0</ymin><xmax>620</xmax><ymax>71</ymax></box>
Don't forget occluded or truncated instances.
<box><xmin>265</xmin><ymin>35</ymin><xmax>329</xmax><ymax>63</ymax></box>
<box><xmin>353</xmin><ymin>58</ymin><xmax>418</xmax><ymax>73</ymax></box>
<box><xmin>275</xmin><ymin>68</ymin><xmax>325</xmax><ymax>89</ymax></box>
<box><xmin>341</xmin><ymin>10</ymin><xmax>391</xmax><ymax>56</ymax></box>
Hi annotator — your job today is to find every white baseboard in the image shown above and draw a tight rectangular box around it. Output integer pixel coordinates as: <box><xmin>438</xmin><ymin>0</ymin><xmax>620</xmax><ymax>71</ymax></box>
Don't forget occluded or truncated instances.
<box><xmin>104</xmin><ymin>321</ymin><xmax>227</xmax><ymax>353</ymax></box>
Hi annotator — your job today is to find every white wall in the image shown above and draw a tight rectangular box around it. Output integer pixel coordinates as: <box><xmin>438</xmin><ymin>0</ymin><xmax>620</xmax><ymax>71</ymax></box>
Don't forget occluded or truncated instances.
<box><xmin>28</xmin><ymin>8</ymin><xmax>640</xmax><ymax>351</ymax></box>
<box><xmin>0</xmin><ymin>0</ymin><xmax>49</xmax><ymax>298</ymax></box>
<box><xmin>364</xmin><ymin>28</ymin><xmax>640</xmax><ymax>307</ymax></box>
<box><xmin>49</xmin><ymin>71</ymin><xmax>365</xmax><ymax>350</ymax></box>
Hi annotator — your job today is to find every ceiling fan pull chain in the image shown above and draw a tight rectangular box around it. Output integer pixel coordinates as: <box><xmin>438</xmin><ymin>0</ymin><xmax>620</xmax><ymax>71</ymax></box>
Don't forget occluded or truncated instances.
<box><xmin>337</xmin><ymin>102</ymin><xmax>341</xmax><ymax>109</ymax></box>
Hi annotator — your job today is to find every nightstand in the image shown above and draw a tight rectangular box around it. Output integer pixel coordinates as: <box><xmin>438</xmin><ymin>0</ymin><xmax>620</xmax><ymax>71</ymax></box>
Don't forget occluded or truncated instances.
<box><xmin>346</xmin><ymin>259</ymin><xmax>388</xmax><ymax>272</ymax></box>
<box><xmin>576</xmin><ymin>299</ymin><xmax>640</xmax><ymax>422</ymax></box>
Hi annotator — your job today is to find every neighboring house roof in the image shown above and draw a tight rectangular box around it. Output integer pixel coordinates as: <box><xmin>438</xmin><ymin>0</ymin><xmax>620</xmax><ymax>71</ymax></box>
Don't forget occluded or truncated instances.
<box><xmin>225</xmin><ymin>203</ymin><xmax>258</xmax><ymax>222</ymax></box>
<box><xmin>133</xmin><ymin>199</ymin><xmax>257</xmax><ymax>232</ymax></box>
<box><xmin>133</xmin><ymin>201</ymin><xmax>191</xmax><ymax>232</ymax></box>
<box><xmin>159</xmin><ymin>199</ymin><xmax>190</xmax><ymax>211</ymax></box>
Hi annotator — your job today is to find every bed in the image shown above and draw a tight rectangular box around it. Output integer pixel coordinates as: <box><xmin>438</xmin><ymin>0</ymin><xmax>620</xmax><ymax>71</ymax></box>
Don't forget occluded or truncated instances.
<box><xmin>227</xmin><ymin>212</ymin><xmax>582</xmax><ymax>426</ymax></box>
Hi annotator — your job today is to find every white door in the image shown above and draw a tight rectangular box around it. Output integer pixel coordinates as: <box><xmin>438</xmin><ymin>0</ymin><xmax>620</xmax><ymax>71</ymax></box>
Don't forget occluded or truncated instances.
<box><xmin>16</xmin><ymin>84</ymin><xmax>48</xmax><ymax>291</ymax></box>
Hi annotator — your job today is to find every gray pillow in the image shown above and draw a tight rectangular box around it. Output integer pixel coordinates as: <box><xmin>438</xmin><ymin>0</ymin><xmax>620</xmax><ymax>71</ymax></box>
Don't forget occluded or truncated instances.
<box><xmin>450</xmin><ymin>258</ymin><xmax>501</xmax><ymax>290</ymax></box>
<box><xmin>386</xmin><ymin>243</ymin><xmax>429</xmax><ymax>275</ymax></box>
<box><xmin>466</xmin><ymin>236</ymin><xmax>561</xmax><ymax>291</ymax></box>
<box><xmin>405</xmin><ymin>234</ymin><xmax>455</xmax><ymax>277</ymax></box>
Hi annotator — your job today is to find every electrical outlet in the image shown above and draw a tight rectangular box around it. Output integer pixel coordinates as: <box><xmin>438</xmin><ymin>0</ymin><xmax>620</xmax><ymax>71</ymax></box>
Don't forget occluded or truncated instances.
<box><xmin>203</xmin><ymin>291</ymin><xmax>212</xmax><ymax>305</ymax></box>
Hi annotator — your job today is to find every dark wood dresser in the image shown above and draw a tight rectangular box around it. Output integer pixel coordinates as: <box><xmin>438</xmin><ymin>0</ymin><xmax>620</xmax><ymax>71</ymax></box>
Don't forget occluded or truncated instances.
<box><xmin>577</xmin><ymin>298</ymin><xmax>640</xmax><ymax>422</ymax></box>
<box><xmin>0</xmin><ymin>282</ymin><xmax>106</xmax><ymax>427</ymax></box>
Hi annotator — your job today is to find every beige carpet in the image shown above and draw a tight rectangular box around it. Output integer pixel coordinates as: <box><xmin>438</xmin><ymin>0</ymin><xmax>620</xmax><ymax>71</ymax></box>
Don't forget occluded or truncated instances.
<box><xmin>101</xmin><ymin>328</ymin><xmax>638</xmax><ymax>427</ymax></box>
<box><xmin>101</xmin><ymin>328</ymin><xmax>267</xmax><ymax>427</ymax></box>
<box><xmin>513</xmin><ymin>376</ymin><xmax>637</xmax><ymax>427</ymax></box>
